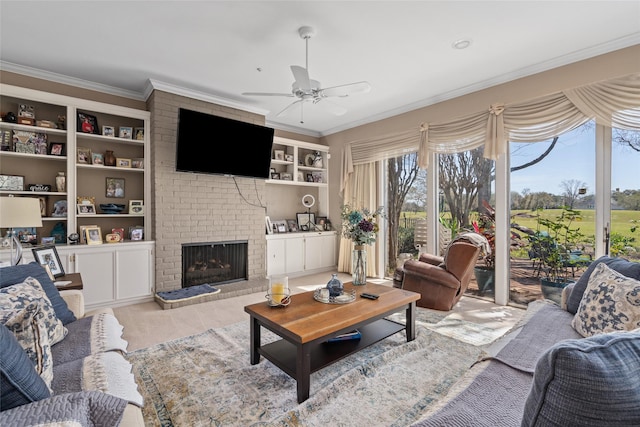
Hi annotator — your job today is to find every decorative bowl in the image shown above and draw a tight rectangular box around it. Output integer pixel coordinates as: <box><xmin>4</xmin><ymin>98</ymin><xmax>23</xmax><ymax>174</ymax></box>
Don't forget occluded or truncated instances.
<box><xmin>99</xmin><ymin>203</ymin><xmax>126</xmax><ymax>214</ymax></box>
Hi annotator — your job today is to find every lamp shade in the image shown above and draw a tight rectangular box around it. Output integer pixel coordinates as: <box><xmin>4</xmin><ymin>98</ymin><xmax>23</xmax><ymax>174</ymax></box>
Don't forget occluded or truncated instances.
<box><xmin>0</xmin><ymin>197</ymin><xmax>43</xmax><ymax>228</ymax></box>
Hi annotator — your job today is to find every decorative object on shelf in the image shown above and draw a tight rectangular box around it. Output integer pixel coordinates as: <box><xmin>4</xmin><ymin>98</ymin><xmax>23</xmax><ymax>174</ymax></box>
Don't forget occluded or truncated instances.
<box><xmin>77</xmin><ymin>111</ymin><xmax>99</xmax><ymax>134</ymax></box>
<box><xmin>3</xmin><ymin>112</ymin><xmax>17</xmax><ymax>123</ymax></box>
<box><xmin>104</xmin><ymin>150</ymin><xmax>116</xmax><ymax>166</ymax></box>
<box><xmin>265</xmin><ymin>216</ymin><xmax>273</xmax><ymax>235</ymax></box>
<box><xmin>105</xmin><ymin>233</ymin><xmax>121</xmax><ymax>243</ymax></box>
<box><xmin>285</xmin><ymin>154</ymin><xmax>294</xmax><ymax>162</ymax></box>
<box><xmin>267</xmin><ymin>275</ymin><xmax>291</xmax><ymax>307</ymax></box>
<box><xmin>281</xmin><ymin>172</ymin><xmax>292</xmax><ymax>181</ymax></box>
<box><xmin>297</xmin><ymin>171</ymin><xmax>303</xmax><ymax>181</ymax></box>
<box><xmin>119</xmin><ymin>126</ymin><xmax>133</xmax><ymax>139</ymax></box>
<box><xmin>55</xmin><ymin>172</ymin><xmax>66</xmax><ymax>192</ymax></box>
<box><xmin>77</xmin><ymin>146</ymin><xmax>92</xmax><ymax>164</ymax></box>
<box><xmin>36</xmin><ymin>120</ymin><xmax>57</xmax><ymax>128</ymax></box>
<box><xmin>341</xmin><ymin>204</ymin><xmax>384</xmax><ymax>285</ymax></box>
<box><xmin>116</xmin><ymin>158</ymin><xmax>131</xmax><ymax>168</ymax></box>
<box><xmin>129</xmin><ymin>225</ymin><xmax>144</xmax><ymax>241</ymax></box>
<box><xmin>18</xmin><ymin>104</ymin><xmax>35</xmax><ymax>119</ymax></box>
<box><xmin>84</xmin><ymin>226</ymin><xmax>102</xmax><ymax>245</ymax></box>
<box><xmin>134</xmin><ymin>127</ymin><xmax>144</xmax><ymax>140</ymax></box>
<box><xmin>77</xmin><ymin>203</ymin><xmax>96</xmax><ymax>215</ymax></box>
<box><xmin>326</xmin><ymin>273</ymin><xmax>343</xmax><ymax>297</ymax></box>
<box><xmin>111</xmin><ymin>228</ymin><xmax>125</xmax><ymax>241</ymax></box>
<box><xmin>37</xmin><ymin>197</ymin><xmax>46</xmax><ymax>216</ymax></box>
<box><xmin>270</xmin><ymin>172</ymin><xmax>280</xmax><ymax>180</ymax></box>
<box><xmin>77</xmin><ymin>196</ymin><xmax>96</xmax><ymax>205</ymax></box>
<box><xmin>129</xmin><ymin>200</ymin><xmax>144</xmax><ymax>215</ymax></box>
<box><xmin>78</xmin><ymin>225</ymin><xmax>97</xmax><ymax>244</ymax></box>
<box><xmin>273</xmin><ymin>220</ymin><xmax>288</xmax><ymax>233</ymax></box>
<box><xmin>40</xmin><ymin>236</ymin><xmax>55</xmax><ymax>245</ymax></box>
<box><xmin>304</xmin><ymin>153</ymin><xmax>315</xmax><ymax>166</ymax></box>
<box><xmin>51</xmin><ymin>200</ymin><xmax>67</xmax><ymax>217</ymax></box>
<box><xmin>131</xmin><ymin>158</ymin><xmax>144</xmax><ymax>169</ymax></box>
<box><xmin>0</xmin><ymin>174</ymin><xmax>25</xmax><ymax>191</ymax></box>
<box><xmin>312</xmin><ymin>151</ymin><xmax>323</xmax><ymax>168</ymax></box>
<box><xmin>56</xmin><ymin>115</ymin><xmax>66</xmax><ymax>130</ymax></box>
<box><xmin>48</xmin><ymin>142</ymin><xmax>64</xmax><ymax>156</ymax></box>
<box><xmin>13</xmin><ymin>130</ymin><xmax>46</xmax><ymax>154</ymax></box>
<box><xmin>31</xmin><ymin>246</ymin><xmax>65</xmax><ymax>278</ymax></box>
<box><xmin>99</xmin><ymin>203</ymin><xmax>125</xmax><ymax>214</ymax></box>
<box><xmin>28</xmin><ymin>183</ymin><xmax>51</xmax><ymax>192</ymax></box>
<box><xmin>286</xmin><ymin>219</ymin><xmax>298</xmax><ymax>232</ymax></box>
<box><xmin>274</xmin><ymin>150</ymin><xmax>284</xmax><ymax>160</ymax></box>
<box><xmin>106</xmin><ymin>177</ymin><xmax>125</xmax><ymax>198</ymax></box>
<box><xmin>91</xmin><ymin>152</ymin><xmax>104</xmax><ymax>165</ymax></box>
<box><xmin>102</xmin><ymin>126</ymin><xmax>115</xmax><ymax>137</ymax></box>
<box><xmin>67</xmin><ymin>233</ymin><xmax>79</xmax><ymax>245</ymax></box>
<box><xmin>0</xmin><ymin>196</ymin><xmax>43</xmax><ymax>265</ymax></box>
<box><xmin>50</xmin><ymin>221</ymin><xmax>66</xmax><ymax>244</ymax></box>
<box><xmin>1</xmin><ymin>130</ymin><xmax>12</xmax><ymax>151</ymax></box>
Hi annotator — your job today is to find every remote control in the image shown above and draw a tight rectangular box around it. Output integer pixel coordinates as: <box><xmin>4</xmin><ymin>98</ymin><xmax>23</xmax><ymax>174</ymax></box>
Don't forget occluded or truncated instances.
<box><xmin>360</xmin><ymin>293</ymin><xmax>379</xmax><ymax>300</ymax></box>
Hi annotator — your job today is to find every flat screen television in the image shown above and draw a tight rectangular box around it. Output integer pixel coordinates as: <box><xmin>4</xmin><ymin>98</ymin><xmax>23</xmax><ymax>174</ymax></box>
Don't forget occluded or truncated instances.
<box><xmin>176</xmin><ymin>108</ymin><xmax>274</xmax><ymax>179</ymax></box>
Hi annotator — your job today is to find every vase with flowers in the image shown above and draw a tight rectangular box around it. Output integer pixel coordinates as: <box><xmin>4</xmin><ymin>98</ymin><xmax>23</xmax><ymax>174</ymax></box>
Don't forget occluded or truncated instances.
<box><xmin>340</xmin><ymin>204</ymin><xmax>384</xmax><ymax>285</ymax></box>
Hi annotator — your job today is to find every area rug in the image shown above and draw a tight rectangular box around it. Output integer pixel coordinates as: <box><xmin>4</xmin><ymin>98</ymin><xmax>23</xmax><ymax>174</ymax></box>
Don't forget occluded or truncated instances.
<box><xmin>127</xmin><ymin>309</ymin><xmax>493</xmax><ymax>427</ymax></box>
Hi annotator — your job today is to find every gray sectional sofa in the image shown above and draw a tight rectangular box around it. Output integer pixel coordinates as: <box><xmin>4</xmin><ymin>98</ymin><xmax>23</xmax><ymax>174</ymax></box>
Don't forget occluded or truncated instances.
<box><xmin>0</xmin><ymin>263</ymin><xmax>144</xmax><ymax>426</ymax></box>
<box><xmin>413</xmin><ymin>256</ymin><xmax>640</xmax><ymax>426</ymax></box>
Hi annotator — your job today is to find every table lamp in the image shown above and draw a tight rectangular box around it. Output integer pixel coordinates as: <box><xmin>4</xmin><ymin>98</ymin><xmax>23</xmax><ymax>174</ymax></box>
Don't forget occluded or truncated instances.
<box><xmin>0</xmin><ymin>196</ymin><xmax>43</xmax><ymax>265</ymax></box>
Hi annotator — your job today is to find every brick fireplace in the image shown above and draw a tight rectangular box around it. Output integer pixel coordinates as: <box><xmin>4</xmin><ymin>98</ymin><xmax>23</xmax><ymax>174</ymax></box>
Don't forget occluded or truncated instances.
<box><xmin>182</xmin><ymin>241</ymin><xmax>248</xmax><ymax>288</ymax></box>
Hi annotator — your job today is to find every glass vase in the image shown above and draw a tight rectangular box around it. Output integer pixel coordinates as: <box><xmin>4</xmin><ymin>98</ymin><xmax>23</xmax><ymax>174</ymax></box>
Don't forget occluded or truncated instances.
<box><xmin>352</xmin><ymin>245</ymin><xmax>367</xmax><ymax>285</ymax></box>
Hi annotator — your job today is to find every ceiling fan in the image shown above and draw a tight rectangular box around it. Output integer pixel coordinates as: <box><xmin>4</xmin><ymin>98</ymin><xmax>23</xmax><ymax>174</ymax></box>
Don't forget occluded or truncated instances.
<box><xmin>242</xmin><ymin>26</ymin><xmax>371</xmax><ymax>123</ymax></box>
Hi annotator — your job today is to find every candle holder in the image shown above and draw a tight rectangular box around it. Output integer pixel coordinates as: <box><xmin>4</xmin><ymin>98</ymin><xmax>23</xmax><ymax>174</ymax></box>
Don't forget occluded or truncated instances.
<box><xmin>266</xmin><ymin>275</ymin><xmax>291</xmax><ymax>307</ymax></box>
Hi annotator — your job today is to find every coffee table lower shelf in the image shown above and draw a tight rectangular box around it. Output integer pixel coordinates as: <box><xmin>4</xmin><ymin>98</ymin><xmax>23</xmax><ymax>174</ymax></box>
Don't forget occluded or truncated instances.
<box><xmin>258</xmin><ymin>318</ymin><xmax>404</xmax><ymax>379</ymax></box>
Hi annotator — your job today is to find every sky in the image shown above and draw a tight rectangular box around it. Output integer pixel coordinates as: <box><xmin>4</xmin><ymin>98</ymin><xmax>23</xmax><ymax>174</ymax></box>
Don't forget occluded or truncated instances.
<box><xmin>509</xmin><ymin>126</ymin><xmax>639</xmax><ymax>196</ymax></box>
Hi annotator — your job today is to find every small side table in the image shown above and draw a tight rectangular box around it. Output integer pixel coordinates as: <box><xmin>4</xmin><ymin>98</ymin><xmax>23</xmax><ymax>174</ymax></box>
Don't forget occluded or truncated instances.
<box><xmin>54</xmin><ymin>272</ymin><xmax>83</xmax><ymax>291</ymax></box>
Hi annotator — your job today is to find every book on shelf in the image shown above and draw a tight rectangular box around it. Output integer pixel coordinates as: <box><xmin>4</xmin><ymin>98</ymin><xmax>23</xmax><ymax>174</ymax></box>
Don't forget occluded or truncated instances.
<box><xmin>327</xmin><ymin>329</ymin><xmax>361</xmax><ymax>342</ymax></box>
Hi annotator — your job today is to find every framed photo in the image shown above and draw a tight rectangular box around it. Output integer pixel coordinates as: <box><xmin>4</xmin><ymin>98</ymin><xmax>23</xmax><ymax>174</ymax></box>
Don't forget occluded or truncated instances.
<box><xmin>297</xmin><ymin>171</ymin><xmax>304</xmax><ymax>182</ymax></box>
<box><xmin>77</xmin><ymin>196</ymin><xmax>95</xmax><ymax>205</ymax></box>
<box><xmin>102</xmin><ymin>126</ymin><xmax>115</xmax><ymax>137</ymax></box>
<box><xmin>32</xmin><ymin>246</ymin><xmax>65</xmax><ymax>277</ymax></box>
<box><xmin>274</xmin><ymin>150</ymin><xmax>284</xmax><ymax>160</ymax></box>
<box><xmin>129</xmin><ymin>226</ymin><xmax>144</xmax><ymax>241</ymax></box>
<box><xmin>324</xmin><ymin>219</ymin><xmax>333</xmax><ymax>231</ymax></box>
<box><xmin>270</xmin><ymin>172</ymin><xmax>280</xmax><ymax>180</ymax></box>
<box><xmin>131</xmin><ymin>158</ymin><xmax>144</xmax><ymax>169</ymax></box>
<box><xmin>273</xmin><ymin>220</ymin><xmax>287</xmax><ymax>233</ymax></box>
<box><xmin>111</xmin><ymin>227</ymin><xmax>125</xmax><ymax>241</ymax></box>
<box><xmin>77</xmin><ymin>112</ymin><xmax>99</xmax><ymax>134</ymax></box>
<box><xmin>15</xmin><ymin>228</ymin><xmax>37</xmax><ymax>244</ymax></box>
<box><xmin>285</xmin><ymin>154</ymin><xmax>294</xmax><ymax>162</ymax></box>
<box><xmin>48</xmin><ymin>142</ymin><xmax>65</xmax><ymax>156</ymax></box>
<box><xmin>129</xmin><ymin>199</ymin><xmax>144</xmax><ymax>215</ymax></box>
<box><xmin>316</xmin><ymin>216</ymin><xmax>327</xmax><ymax>227</ymax></box>
<box><xmin>85</xmin><ymin>226</ymin><xmax>103</xmax><ymax>245</ymax></box>
<box><xmin>296</xmin><ymin>212</ymin><xmax>316</xmax><ymax>231</ymax></box>
<box><xmin>281</xmin><ymin>173</ymin><xmax>292</xmax><ymax>181</ymax></box>
<box><xmin>106</xmin><ymin>177</ymin><xmax>125</xmax><ymax>198</ymax></box>
<box><xmin>37</xmin><ymin>197</ymin><xmax>47</xmax><ymax>216</ymax></box>
<box><xmin>134</xmin><ymin>127</ymin><xmax>144</xmax><ymax>140</ymax></box>
<box><xmin>91</xmin><ymin>152</ymin><xmax>104</xmax><ymax>165</ymax></box>
<box><xmin>78</xmin><ymin>224</ymin><xmax>98</xmax><ymax>244</ymax></box>
<box><xmin>265</xmin><ymin>216</ymin><xmax>273</xmax><ymax>235</ymax></box>
<box><xmin>116</xmin><ymin>158</ymin><xmax>131</xmax><ymax>168</ymax></box>
<box><xmin>77</xmin><ymin>147</ymin><xmax>92</xmax><ymax>164</ymax></box>
<box><xmin>40</xmin><ymin>236</ymin><xmax>55</xmax><ymax>246</ymax></box>
<box><xmin>286</xmin><ymin>219</ymin><xmax>299</xmax><ymax>232</ymax></box>
<box><xmin>77</xmin><ymin>203</ymin><xmax>96</xmax><ymax>214</ymax></box>
<box><xmin>0</xmin><ymin>174</ymin><xmax>24</xmax><ymax>191</ymax></box>
<box><xmin>119</xmin><ymin>127</ymin><xmax>133</xmax><ymax>139</ymax></box>
<box><xmin>306</xmin><ymin>173</ymin><xmax>314</xmax><ymax>182</ymax></box>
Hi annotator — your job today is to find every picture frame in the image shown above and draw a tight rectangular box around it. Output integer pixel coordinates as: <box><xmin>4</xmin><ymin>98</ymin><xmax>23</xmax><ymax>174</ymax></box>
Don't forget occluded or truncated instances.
<box><xmin>15</xmin><ymin>228</ymin><xmax>37</xmax><ymax>244</ymax></box>
<box><xmin>297</xmin><ymin>171</ymin><xmax>304</xmax><ymax>182</ymax></box>
<box><xmin>306</xmin><ymin>173</ymin><xmax>314</xmax><ymax>182</ymax></box>
<box><xmin>129</xmin><ymin>226</ymin><xmax>144</xmax><ymax>241</ymax></box>
<box><xmin>102</xmin><ymin>126</ymin><xmax>115</xmax><ymax>137</ymax></box>
<box><xmin>286</xmin><ymin>219</ymin><xmax>299</xmax><ymax>232</ymax></box>
<box><xmin>274</xmin><ymin>150</ymin><xmax>284</xmax><ymax>160</ymax></box>
<box><xmin>48</xmin><ymin>142</ymin><xmax>65</xmax><ymax>156</ymax></box>
<box><xmin>40</xmin><ymin>236</ymin><xmax>55</xmax><ymax>246</ymax></box>
<box><xmin>281</xmin><ymin>172</ymin><xmax>292</xmax><ymax>181</ymax></box>
<box><xmin>116</xmin><ymin>158</ymin><xmax>131</xmax><ymax>168</ymax></box>
<box><xmin>91</xmin><ymin>152</ymin><xmax>104</xmax><ymax>165</ymax></box>
<box><xmin>324</xmin><ymin>219</ymin><xmax>333</xmax><ymax>231</ymax></box>
<box><xmin>129</xmin><ymin>199</ymin><xmax>144</xmax><ymax>215</ymax></box>
<box><xmin>77</xmin><ymin>203</ymin><xmax>96</xmax><ymax>215</ymax></box>
<box><xmin>77</xmin><ymin>112</ymin><xmax>99</xmax><ymax>134</ymax></box>
<box><xmin>134</xmin><ymin>127</ymin><xmax>144</xmax><ymax>141</ymax></box>
<box><xmin>296</xmin><ymin>212</ymin><xmax>316</xmax><ymax>231</ymax></box>
<box><xmin>131</xmin><ymin>158</ymin><xmax>144</xmax><ymax>169</ymax></box>
<box><xmin>265</xmin><ymin>216</ymin><xmax>273</xmax><ymax>235</ymax></box>
<box><xmin>76</xmin><ymin>196</ymin><xmax>95</xmax><ymax>205</ymax></box>
<box><xmin>119</xmin><ymin>127</ymin><xmax>133</xmax><ymax>139</ymax></box>
<box><xmin>84</xmin><ymin>226</ymin><xmax>103</xmax><ymax>245</ymax></box>
<box><xmin>32</xmin><ymin>246</ymin><xmax>65</xmax><ymax>278</ymax></box>
<box><xmin>106</xmin><ymin>177</ymin><xmax>125</xmax><ymax>198</ymax></box>
<box><xmin>111</xmin><ymin>227</ymin><xmax>125</xmax><ymax>241</ymax></box>
<box><xmin>77</xmin><ymin>147</ymin><xmax>92</xmax><ymax>164</ymax></box>
<box><xmin>270</xmin><ymin>172</ymin><xmax>280</xmax><ymax>180</ymax></box>
<box><xmin>37</xmin><ymin>196</ymin><xmax>47</xmax><ymax>216</ymax></box>
<box><xmin>285</xmin><ymin>154</ymin><xmax>294</xmax><ymax>162</ymax></box>
<box><xmin>273</xmin><ymin>220</ymin><xmax>288</xmax><ymax>233</ymax></box>
<box><xmin>0</xmin><ymin>174</ymin><xmax>24</xmax><ymax>191</ymax></box>
<box><xmin>78</xmin><ymin>224</ymin><xmax>98</xmax><ymax>244</ymax></box>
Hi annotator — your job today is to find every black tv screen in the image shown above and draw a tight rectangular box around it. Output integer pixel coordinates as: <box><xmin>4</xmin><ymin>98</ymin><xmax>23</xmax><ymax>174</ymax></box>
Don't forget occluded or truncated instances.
<box><xmin>176</xmin><ymin>108</ymin><xmax>274</xmax><ymax>179</ymax></box>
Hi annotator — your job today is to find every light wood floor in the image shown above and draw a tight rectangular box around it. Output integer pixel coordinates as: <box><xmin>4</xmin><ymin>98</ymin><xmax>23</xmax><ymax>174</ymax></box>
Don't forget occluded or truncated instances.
<box><xmin>114</xmin><ymin>271</ymin><xmax>525</xmax><ymax>351</ymax></box>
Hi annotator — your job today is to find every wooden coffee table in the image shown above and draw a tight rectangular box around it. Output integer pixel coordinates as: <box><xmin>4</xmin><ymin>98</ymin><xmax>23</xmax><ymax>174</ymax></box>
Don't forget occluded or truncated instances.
<box><xmin>244</xmin><ymin>282</ymin><xmax>420</xmax><ymax>403</ymax></box>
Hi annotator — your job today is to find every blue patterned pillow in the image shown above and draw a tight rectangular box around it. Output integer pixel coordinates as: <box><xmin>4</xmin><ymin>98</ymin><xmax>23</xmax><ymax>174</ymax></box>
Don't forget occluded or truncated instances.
<box><xmin>522</xmin><ymin>330</ymin><xmax>640</xmax><ymax>426</ymax></box>
<box><xmin>572</xmin><ymin>263</ymin><xmax>640</xmax><ymax>337</ymax></box>
<box><xmin>0</xmin><ymin>323</ymin><xmax>51</xmax><ymax>411</ymax></box>
<box><xmin>0</xmin><ymin>263</ymin><xmax>76</xmax><ymax>325</ymax></box>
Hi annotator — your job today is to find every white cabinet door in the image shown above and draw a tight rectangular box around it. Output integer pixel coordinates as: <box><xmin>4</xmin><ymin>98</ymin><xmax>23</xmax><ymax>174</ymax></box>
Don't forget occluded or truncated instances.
<box><xmin>115</xmin><ymin>244</ymin><xmax>153</xmax><ymax>300</ymax></box>
<box><xmin>318</xmin><ymin>233</ymin><xmax>337</xmax><ymax>269</ymax></box>
<box><xmin>285</xmin><ymin>237</ymin><xmax>305</xmax><ymax>274</ymax></box>
<box><xmin>266</xmin><ymin>239</ymin><xmax>286</xmax><ymax>276</ymax></box>
<box><xmin>74</xmin><ymin>247</ymin><xmax>115</xmax><ymax>307</ymax></box>
<box><xmin>305</xmin><ymin>233</ymin><xmax>337</xmax><ymax>271</ymax></box>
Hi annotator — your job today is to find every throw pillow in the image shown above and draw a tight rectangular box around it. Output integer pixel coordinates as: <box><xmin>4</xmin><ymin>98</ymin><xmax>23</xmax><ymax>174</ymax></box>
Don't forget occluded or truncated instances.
<box><xmin>0</xmin><ymin>263</ymin><xmax>76</xmax><ymax>325</ymax></box>
<box><xmin>572</xmin><ymin>263</ymin><xmax>640</xmax><ymax>337</ymax></box>
<box><xmin>0</xmin><ymin>323</ymin><xmax>51</xmax><ymax>411</ymax></box>
<box><xmin>0</xmin><ymin>277</ymin><xmax>68</xmax><ymax>346</ymax></box>
<box><xmin>566</xmin><ymin>256</ymin><xmax>640</xmax><ymax>314</ymax></box>
<box><xmin>3</xmin><ymin>302</ymin><xmax>54</xmax><ymax>391</ymax></box>
<box><xmin>522</xmin><ymin>330</ymin><xmax>640</xmax><ymax>426</ymax></box>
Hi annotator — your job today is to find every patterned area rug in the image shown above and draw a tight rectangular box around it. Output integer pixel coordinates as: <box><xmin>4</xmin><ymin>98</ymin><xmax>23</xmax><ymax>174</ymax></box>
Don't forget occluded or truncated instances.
<box><xmin>127</xmin><ymin>309</ymin><xmax>497</xmax><ymax>426</ymax></box>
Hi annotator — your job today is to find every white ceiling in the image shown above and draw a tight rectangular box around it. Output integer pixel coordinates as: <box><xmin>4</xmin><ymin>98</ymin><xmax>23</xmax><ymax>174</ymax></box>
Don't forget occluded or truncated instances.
<box><xmin>1</xmin><ymin>1</ymin><xmax>639</xmax><ymax>137</ymax></box>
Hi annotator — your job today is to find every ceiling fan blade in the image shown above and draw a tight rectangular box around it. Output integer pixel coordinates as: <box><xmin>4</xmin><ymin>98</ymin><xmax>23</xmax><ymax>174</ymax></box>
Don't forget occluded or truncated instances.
<box><xmin>315</xmin><ymin>99</ymin><xmax>347</xmax><ymax>116</ymax></box>
<box><xmin>276</xmin><ymin>99</ymin><xmax>304</xmax><ymax>117</ymax></box>
<box><xmin>319</xmin><ymin>81</ymin><xmax>371</xmax><ymax>98</ymax></box>
<box><xmin>290</xmin><ymin>65</ymin><xmax>311</xmax><ymax>91</ymax></box>
<box><xmin>242</xmin><ymin>92</ymin><xmax>294</xmax><ymax>97</ymax></box>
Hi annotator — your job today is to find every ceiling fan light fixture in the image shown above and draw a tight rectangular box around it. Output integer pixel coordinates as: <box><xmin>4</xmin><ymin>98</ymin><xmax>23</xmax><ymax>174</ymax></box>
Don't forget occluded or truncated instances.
<box><xmin>452</xmin><ymin>39</ymin><xmax>472</xmax><ymax>50</ymax></box>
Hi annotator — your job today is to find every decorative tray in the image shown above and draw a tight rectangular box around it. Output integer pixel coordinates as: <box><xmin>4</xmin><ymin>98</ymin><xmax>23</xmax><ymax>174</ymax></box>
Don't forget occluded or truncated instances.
<box><xmin>313</xmin><ymin>288</ymin><xmax>356</xmax><ymax>304</ymax></box>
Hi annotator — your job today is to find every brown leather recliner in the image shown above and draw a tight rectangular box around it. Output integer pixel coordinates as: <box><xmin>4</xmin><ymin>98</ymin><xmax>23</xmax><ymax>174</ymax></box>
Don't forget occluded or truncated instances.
<box><xmin>397</xmin><ymin>241</ymin><xmax>480</xmax><ymax>311</ymax></box>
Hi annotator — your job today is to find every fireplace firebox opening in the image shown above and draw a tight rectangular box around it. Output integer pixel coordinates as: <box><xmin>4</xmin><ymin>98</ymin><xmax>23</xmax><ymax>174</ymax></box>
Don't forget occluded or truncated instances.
<box><xmin>181</xmin><ymin>240</ymin><xmax>248</xmax><ymax>288</ymax></box>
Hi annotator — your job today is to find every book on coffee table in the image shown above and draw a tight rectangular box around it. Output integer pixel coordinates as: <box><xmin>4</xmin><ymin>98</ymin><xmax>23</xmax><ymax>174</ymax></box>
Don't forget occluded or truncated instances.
<box><xmin>327</xmin><ymin>330</ymin><xmax>361</xmax><ymax>342</ymax></box>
